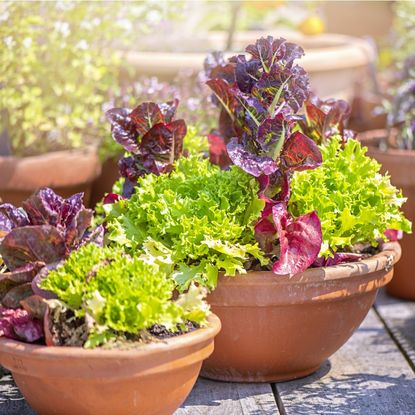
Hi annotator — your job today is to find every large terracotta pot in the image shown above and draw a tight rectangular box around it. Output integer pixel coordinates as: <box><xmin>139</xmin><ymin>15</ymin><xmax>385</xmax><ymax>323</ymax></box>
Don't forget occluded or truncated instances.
<box><xmin>201</xmin><ymin>242</ymin><xmax>400</xmax><ymax>383</ymax></box>
<box><xmin>124</xmin><ymin>31</ymin><xmax>375</xmax><ymax>101</ymax></box>
<box><xmin>358</xmin><ymin>129</ymin><xmax>415</xmax><ymax>300</ymax></box>
<box><xmin>0</xmin><ymin>314</ymin><xmax>221</xmax><ymax>415</ymax></box>
<box><xmin>0</xmin><ymin>148</ymin><xmax>101</xmax><ymax>207</ymax></box>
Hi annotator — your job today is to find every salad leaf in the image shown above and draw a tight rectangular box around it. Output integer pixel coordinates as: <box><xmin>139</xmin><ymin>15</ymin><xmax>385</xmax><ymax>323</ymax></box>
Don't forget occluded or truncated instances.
<box><xmin>104</xmin><ymin>156</ymin><xmax>267</xmax><ymax>291</ymax></box>
<box><xmin>106</xmin><ymin>100</ymin><xmax>187</xmax><ymax>197</ymax></box>
<box><xmin>290</xmin><ymin>137</ymin><xmax>412</xmax><ymax>257</ymax></box>
<box><xmin>0</xmin><ymin>188</ymin><xmax>103</xmax><ymax>342</ymax></box>
<box><xmin>41</xmin><ymin>244</ymin><xmax>210</xmax><ymax>348</ymax></box>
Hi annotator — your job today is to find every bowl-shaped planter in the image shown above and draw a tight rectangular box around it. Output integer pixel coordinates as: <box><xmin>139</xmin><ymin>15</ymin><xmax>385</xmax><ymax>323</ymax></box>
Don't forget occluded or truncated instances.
<box><xmin>124</xmin><ymin>31</ymin><xmax>374</xmax><ymax>100</ymax></box>
<box><xmin>201</xmin><ymin>242</ymin><xmax>400</xmax><ymax>383</ymax></box>
<box><xmin>0</xmin><ymin>147</ymin><xmax>101</xmax><ymax>207</ymax></box>
<box><xmin>358</xmin><ymin>129</ymin><xmax>415</xmax><ymax>300</ymax></box>
<box><xmin>0</xmin><ymin>314</ymin><xmax>221</xmax><ymax>415</ymax></box>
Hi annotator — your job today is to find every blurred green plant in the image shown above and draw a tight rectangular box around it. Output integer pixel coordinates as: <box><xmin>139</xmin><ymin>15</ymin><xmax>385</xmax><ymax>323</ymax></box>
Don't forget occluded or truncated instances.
<box><xmin>0</xmin><ymin>1</ymin><xmax>183</xmax><ymax>158</ymax></box>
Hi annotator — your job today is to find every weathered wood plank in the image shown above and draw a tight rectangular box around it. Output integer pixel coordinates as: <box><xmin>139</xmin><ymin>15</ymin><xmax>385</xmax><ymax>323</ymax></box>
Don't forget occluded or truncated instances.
<box><xmin>0</xmin><ymin>370</ymin><xmax>35</xmax><ymax>415</ymax></box>
<box><xmin>0</xmin><ymin>368</ymin><xmax>279</xmax><ymax>415</ymax></box>
<box><xmin>275</xmin><ymin>309</ymin><xmax>415</xmax><ymax>415</ymax></box>
<box><xmin>176</xmin><ymin>378</ymin><xmax>279</xmax><ymax>415</ymax></box>
<box><xmin>375</xmin><ymin>289</ymin><xmax>415</xmax><ymax>368</ymax></box>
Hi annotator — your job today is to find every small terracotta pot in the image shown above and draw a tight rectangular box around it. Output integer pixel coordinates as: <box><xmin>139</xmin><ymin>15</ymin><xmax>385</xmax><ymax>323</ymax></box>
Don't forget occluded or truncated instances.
<box><xmin>358</xmin><ymin>130</ymin><xmax>415</xmax><ymax>300</ymax></box>
<box><xmin>201</xmin><ymin>243</ymin><xmax>400</xmax><ymax>383</ymax></box>
<box><xmin>90</xmin><ymin>156</ymin><xmax>120</xmax><ymax>207</ymax></box>
<box><xmin>0</xmin><ymin>148</ymin><xmax>101</xmax><ymax>207</ymax></box>
<box><xmin>0</xmin><ymin>314</ymin><xmax>221</xmax><ymax>415</ymax></box>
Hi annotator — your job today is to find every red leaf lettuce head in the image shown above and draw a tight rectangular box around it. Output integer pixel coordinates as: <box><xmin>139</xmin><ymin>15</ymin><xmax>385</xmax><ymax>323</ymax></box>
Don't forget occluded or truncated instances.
<box><xmin>301</xmin><ymin>95</ymin><xmax>355</xmax><ymax>144</ymax></box>
<box><xmin>257</xmin><ymin>203</ymin><xmax>322</xmax><ymax>275</ymax></box>
<box><xmin>0</xmin><ymin>188</ymin><xmax>103</xmax><ymax>343</ymax></box>
<box><xmin>106</xmin><ymin>100</ymin><xmax>187</xmax><ymax>198</ymax></box>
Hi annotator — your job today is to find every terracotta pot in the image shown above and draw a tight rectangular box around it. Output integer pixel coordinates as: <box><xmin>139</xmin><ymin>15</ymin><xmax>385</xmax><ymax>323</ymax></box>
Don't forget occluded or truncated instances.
<box><xmin>124</xmin><ymin>31</ymin><xmax>375</xmax><ymax>101</ymax></box>
<box><xmin>349</xmin><ymin>93</ymin><xmax>387</xmax><ymax>132</ymax></box>
<box><xmin>0</xmin><ymin>148</ymin><xmax>101</xmax><ymax>207</ymax></box>
<box><xmin>0</xmin><ymin>314</ymin><xmax>221</xmax><ymax>415</ymax></box>
<box><xmin>90</xmin><ymin>156</ymin><xmax>120</xmax><ymax>207</ymax></box>
<box><xmin>201</xmin><ymin>242</ymin><xmax>400</xmax><ymax>383</ymax></box>
<box><xmin>358</xmin><ymin>129</ymin><xmax>415</xmax><ymax>300</ymax></box>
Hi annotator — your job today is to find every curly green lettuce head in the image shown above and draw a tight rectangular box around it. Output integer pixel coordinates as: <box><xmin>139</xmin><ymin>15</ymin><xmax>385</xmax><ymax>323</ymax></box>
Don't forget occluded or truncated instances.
<box><xmin>104</xmin><ymin>155</ymin><xmax>267</xmax><ymax>291</ymax></box>
<box><xmin>289</xmin><ymin>137</ymin><xmax>411</xmax><ymax>257</ymax></box>
<box><xmin>41</xmin><ymin>244</ymin><xmax>209</xmax><ymax>348</ymax></box>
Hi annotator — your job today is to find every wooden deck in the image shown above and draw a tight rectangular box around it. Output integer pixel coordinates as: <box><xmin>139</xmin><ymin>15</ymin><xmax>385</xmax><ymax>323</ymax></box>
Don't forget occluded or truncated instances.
<box><xmin>1</xmin><ymin>289</ymin><xmax>414</xmax><ymax>415</ymax></box>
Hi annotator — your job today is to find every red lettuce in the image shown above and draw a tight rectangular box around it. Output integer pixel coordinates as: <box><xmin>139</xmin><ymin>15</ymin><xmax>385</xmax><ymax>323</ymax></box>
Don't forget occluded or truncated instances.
<box><xmin>106</xmin><ymin>100</ymin><xmax>187</xmax><ymax>198</ymax></box>
<box><xmin>0</xmin><ymin>188</ymin><xmax>103</xmax><ymax>343</ymax></box>
<box><xmin>300</xmin><ymin>95</ymin><xmax>355</xmax><ymax>144</ymax></box>
<box><xmin>0</xmin><ymin>307</ymin><xmax>43</xmax><ymax>343</ymax></box>
<box><xmin>205</xmin><ymin>36</ymin><xmax>323</xmax><ymax>274</ymax></box>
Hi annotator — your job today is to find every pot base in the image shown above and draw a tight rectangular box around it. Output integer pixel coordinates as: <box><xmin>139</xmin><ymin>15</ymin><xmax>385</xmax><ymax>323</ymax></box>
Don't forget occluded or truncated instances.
<box><xmin>200</xmin><ymin>364</ymin><xmax>321</xmax><ymax>383</ymax></box>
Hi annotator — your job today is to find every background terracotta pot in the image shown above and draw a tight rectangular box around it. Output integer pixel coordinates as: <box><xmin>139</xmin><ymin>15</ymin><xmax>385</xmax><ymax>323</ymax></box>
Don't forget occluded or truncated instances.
<box><xmin>201</xmin><ymin>242</ymin><xmax>400</xmax><ymax>383</ymax></box>
<box><xmin>0</xmin><ymin>314</ymin><xmax>221</xmax><ymax>415</ymax></box>
<box><xmin>358</xmin><ymin>130</ymin><xmax>415</xmax><ymax>300</ymax></box>
<box><xmin>124</xmin><ymin>31</ymin><xmax>375</xmax><ymax>101</ymax></box>
<box><xmin>0</xmin><ymin>147</ymin><xmax>101</xmax><ymax>207</ymax></box>
<box><xmin>90</xmin><ymin>156</ymin><xmax>120</xmax><ymax>207</ymax></box>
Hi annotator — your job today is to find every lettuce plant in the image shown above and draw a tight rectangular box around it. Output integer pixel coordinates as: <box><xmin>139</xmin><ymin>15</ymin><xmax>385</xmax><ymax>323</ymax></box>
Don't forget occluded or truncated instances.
<box><xmin>290</xmin><ymin>137</ymin><xmax>411</xmax><ymax>259</ymax></box>
<box><xmin>0</xmin><ymin>188</ymin><xmax>102</xmax><ymax>342</ymax></box>
<box><xmin>106</xmin><ymin>100</ymin><xmax>187</xmax><ymax>197</ymax></box>
<box><xmin>384</xmin><ymin>54</ymin><xmax>415</xmax><ymax>150</ymax></box>
<box><xmin>205</xmin><ymin>36</ymin><xmax>324</xmax><ymax>273</ymax></box>
<box><xmin>104</xmin><ymin>156</ymin><xmax>267</xmax><ymax>291</ymax></box>
<box><xmin>40</xmin><ymin>244</ymin><xmax>209</xmax><ymax>348</ymax></box>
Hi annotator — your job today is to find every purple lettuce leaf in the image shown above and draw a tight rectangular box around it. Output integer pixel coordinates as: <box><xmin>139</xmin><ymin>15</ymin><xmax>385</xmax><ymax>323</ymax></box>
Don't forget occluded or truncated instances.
<box><xmin>20</xmin><ymin>295</ymin><xmax>47</xmax><ymax>320</ymax></box>
<box><xmin>312</xmin><ymin>252</ymin><xmax>362</xmax><ymax>268</ymax></box>
<box><xmin>258</xmin><ymin>171</ymin><xmax>290</xmax><ymax>202</ymax></box>
<box><xmin>208</xmin><ymin>133</ymin><xmax>232</xmax><ymax>169</ymax></box>
<box><xmin>271</xmin><ymin>203</ymin><xmax>322</xmax><ymax>275</ymax></box>
<box><xmin>251</xmin><ymin>65</ymin><xmax>309</xmax><ymax>113</ymax></box>
<box><xmin>2</xmin><ymin>283</ymin><xmax>33</xmax><ymax>309</ymax></box>
<box><xmin>22</xmin><ymin>188</ymin><xmax>63</xmax><ymax>226</ymax></box>
<box><xmin>105</xmin><ymin>107</ymin><xmax>139</xmax><ymax>153</ymax></box>
<box><xmin>302</xmin><ymin>96</ymin><xmax>353</xmax><ymax>144</ymax></box>
<box><xmin>246</xmin><ymin>37</ymin><xmax>304</xmax><ymax>71</ymax></box>
<box><xmin>280</xmin><ymin>131</ymin><xmax>322</xmax><ymax>172</ymax></box>
<box><xmin>227</xmin><ymin>138</ymin><xmax>278</xmax><ymax>177</ymax></box>
<box><xmin>0</xmin><ymin>306</ymin><xmax>43</xmax><ymax>342</ymax></box>
<box><xmin>0</xmin><ymin>225</ymin><xmax>66</xmax><ymax>271</ymax></box>
<box><xmin>254</xmin><ymin>201</ymin><xmax>278</xmax><ymax>254</ymax></box>
<box><xmin>0</xmin><ymin>262</ymin><xmax>45</xmax><ymax>300</ymax></box>
<box><xmin>158</xmin><ymin>99</ymin><xmax>179</xmax><ymax>123</ymax></box>
<box><xmin>204</xmin><ymin>52</ymin><xmax>236</xmax><ymax>84</ymax></box>
<box><xmin>206</xmin><ymin>79</ymin><xmax>238</xmax><ymax>122</ymax></box>
<box><xmin>130</xmin><ymin>102</ymin><xmax>165</xmax><ymax>136</ymax></box>
<box><xmin>384</xmin><ymin>229</ymin><xmax>404</xmax><ymax>241</ymax></box>
<box><xmin>257</xmin><ymin>115</ymin><xmax>286</xmax><ymax>155</ymax></box>
<box><xmin>0</xmin><ymin>204</ymin><xmax>29</xmax><ymax>239</ymax></box>
<box><xmin>234</xmin><ymin>55</ymin><xmax>261</xmax><ymax>93</ymax></box>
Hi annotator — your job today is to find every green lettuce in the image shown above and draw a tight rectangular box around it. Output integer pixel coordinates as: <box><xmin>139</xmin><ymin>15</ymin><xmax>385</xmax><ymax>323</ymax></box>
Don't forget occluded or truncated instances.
<box><xmin>104</xmin><ymin>156</ymin><xmax>267</xmax><ymax>291</ymax></box>
<box><xmin>41</xmin><ymin>244</ymin><xmax>209</xmax><ymax>348</ymax></box>
<box><xmin>289</xmin><ymin>137</ymin><xmax>412</xmax><ymax>256</ymax></box>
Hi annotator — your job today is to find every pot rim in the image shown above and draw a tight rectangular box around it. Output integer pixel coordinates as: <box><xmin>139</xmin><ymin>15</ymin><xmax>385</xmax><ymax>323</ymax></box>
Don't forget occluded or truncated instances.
<box><xmin>0</xmin><ymin>313</ymin><xmax>221</xmax><ymax>360</ymax></box>
<box><xmin>357</xmin><ymin>129</ymin><xmax>415</xmax><ymax>159</ymax></box>
<box><xmin>218</xmin><ymin>241</ymin><xmax>400</xmax><ymax>285</ymax></box>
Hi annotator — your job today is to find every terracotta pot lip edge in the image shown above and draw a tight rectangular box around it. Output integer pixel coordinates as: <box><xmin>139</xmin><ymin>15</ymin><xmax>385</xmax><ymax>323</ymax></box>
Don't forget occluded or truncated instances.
<box><xmin>0</xmin><ymin>146</ymin><xmax>99</xmax><ymax>162</ymax></box>
<box><xmin>0</xmin><ymin>313</ymin><xmax>221</xmax><ymax>357</ymax></box>
<box><xmin>219</xmin><ymin>241</ymin><xmax>400</xmax><ymax>284</ymax></box>
<box><xmin>358</xmin><ymin>130</ymin><xmax>415</xmax><ymax>157</ymax></box>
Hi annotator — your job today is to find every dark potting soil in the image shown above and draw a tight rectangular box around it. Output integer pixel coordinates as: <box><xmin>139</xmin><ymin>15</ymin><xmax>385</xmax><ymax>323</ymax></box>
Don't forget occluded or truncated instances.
<box><xmin>148</xmin><ymin>321</ymin><xmax>200</xmax><ymax>340</ymax></box>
